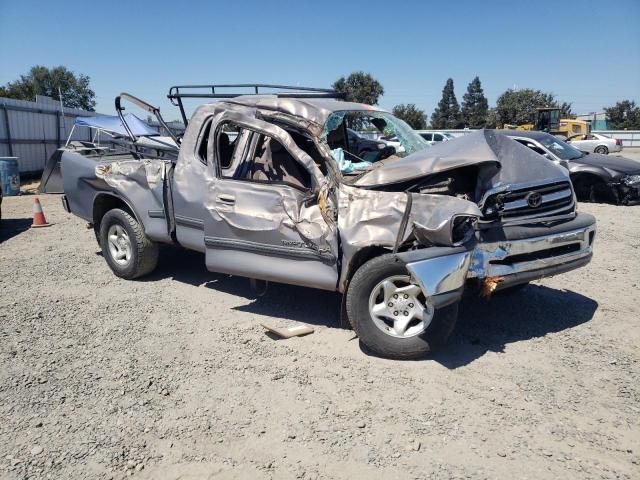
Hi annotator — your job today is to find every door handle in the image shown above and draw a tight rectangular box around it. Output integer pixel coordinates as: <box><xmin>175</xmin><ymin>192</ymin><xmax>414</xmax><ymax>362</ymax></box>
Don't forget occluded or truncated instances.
<box><xmin>216</xmin><ymin>194</ymin><xmax>236</xmax><ymax>204</ymax></box>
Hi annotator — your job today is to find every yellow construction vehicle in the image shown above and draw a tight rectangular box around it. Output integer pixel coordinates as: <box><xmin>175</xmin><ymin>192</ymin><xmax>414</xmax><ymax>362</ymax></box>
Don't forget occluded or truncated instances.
<box><xmin>502</xmin><ymin>107</ymin><xmax>589</xmax><ymax>138</ymax></box>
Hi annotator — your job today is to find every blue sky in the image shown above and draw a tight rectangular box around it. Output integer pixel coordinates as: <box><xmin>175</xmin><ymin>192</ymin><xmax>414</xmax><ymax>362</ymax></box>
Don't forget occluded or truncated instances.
<box><xmin>1</xmin><ymin>0</ymin><xmax>638</xmax><ymax>120</ymax></box>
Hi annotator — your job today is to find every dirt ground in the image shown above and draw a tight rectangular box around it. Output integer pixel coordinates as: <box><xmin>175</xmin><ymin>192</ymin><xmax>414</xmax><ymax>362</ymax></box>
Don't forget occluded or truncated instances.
<box><xmin>614</xmin><ymin>148</ymin><xmax>640</xmax><ymax>162</ymax></box>
<box><xmin>1</xmin><ymin>194</ymin><xmax>639</xmax><ymax>480</ymax></box>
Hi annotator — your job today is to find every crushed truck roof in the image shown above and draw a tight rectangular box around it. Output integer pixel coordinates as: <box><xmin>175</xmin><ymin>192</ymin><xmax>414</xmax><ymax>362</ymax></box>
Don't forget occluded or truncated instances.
<box><xmin>226</xmin><ymin>96</ymin><xmax>381</xmax><ymax>126</ymax></box>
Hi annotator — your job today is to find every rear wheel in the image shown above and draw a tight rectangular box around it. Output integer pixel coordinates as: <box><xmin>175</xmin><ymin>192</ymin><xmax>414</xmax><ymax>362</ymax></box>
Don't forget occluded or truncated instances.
<box><xmin>595</xmin><ymin>145</ymin><xmax>609</xmax><ymax>154</ymax></box>
<box><xmin>346</xmin><ymin>254</ymin><xmax>458</xmax><ymax>359</ymax></box>
<box><xmin>99</xmin><ymin>208</ymin><xmax>158</xmax><ymax>279</ymax></box>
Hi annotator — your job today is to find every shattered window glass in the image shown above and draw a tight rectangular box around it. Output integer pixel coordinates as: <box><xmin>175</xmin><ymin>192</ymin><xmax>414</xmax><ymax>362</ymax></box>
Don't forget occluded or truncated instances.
<box><xmin>322</xmin><ymin>111</ymin><xmax>429</xmax><ymax>166</ymax></box>
<box><xmin>322</xmin><ymin>112</ymin><xmax>347</xmax><ymax>140</ymax></box>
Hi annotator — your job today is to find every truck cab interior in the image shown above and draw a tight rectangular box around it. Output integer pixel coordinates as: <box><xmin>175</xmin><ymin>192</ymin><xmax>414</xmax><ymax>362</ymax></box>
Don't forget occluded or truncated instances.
<box><xmin>212</xmin><ymin>124</ymin><xmax>312</xmax><ymax>191</ymax></box>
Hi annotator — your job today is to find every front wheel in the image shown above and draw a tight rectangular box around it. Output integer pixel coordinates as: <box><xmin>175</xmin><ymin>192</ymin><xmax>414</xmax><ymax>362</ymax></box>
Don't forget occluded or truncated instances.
<box><xmin>99</xmin><ymin>208</ymin><xmax>159</xmax><ymax>279</ymax></box>
<box><xmin>345</xmin><ymin>254</ymin><xmax>459</xmax><ymax>359</ymax></box>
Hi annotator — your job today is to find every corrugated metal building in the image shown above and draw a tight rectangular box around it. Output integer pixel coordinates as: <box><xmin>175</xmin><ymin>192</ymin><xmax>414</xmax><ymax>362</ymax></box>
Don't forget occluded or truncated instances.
<box><xmin>0</xmin><ymin>95</ymin><xmax>101</xmax><ymax>174</ymax></box>
<box><xmin>576</xmin><ymin>112</ymin><xmax>609</xmax><ymax>131</ymax></box>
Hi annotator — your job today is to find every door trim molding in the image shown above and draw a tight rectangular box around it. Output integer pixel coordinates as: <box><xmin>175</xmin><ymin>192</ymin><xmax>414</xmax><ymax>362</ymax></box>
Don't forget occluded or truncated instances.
<box><xmin>175</xmin><ymin>215</ymin><xmax>204</xmax><ymax>230</ymax></box>
<box><xmin>204</xmin><ymin>236</ymin><xmax>334</xmax><ymax>263</ymax></box>
<box><xmin>148</xmin><ymin>209</ymin><xmax>166</xmax><ymax>219</ymax></box>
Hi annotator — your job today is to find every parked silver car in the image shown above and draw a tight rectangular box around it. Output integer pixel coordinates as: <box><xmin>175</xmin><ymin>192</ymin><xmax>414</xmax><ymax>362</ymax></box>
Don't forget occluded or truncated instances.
<box><xmin>567</xmin><ymin>133</ymin><xmax>622</xmax><ymax>155</ymax></box>
<box><xmin>416</xmin><ymin>131</ymin><xmax>455</xmax><ymax>145</ymax></box>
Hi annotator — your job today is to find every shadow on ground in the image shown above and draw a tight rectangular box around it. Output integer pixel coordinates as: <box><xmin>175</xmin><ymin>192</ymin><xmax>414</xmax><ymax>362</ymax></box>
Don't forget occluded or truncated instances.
<box><xmin>0</xmin><ymin>218</ymin><xmax>32</xmax><ymax>243</ymax></box>
<box><xmin>142</xmin><ymin>246</ymin><xmax>598</xmax><ymax>364</ymax></box>
<box><xmin>143</xmin><ymin>245</ymin><xmax>341</xmax><ymax>328</ymax></box>
<box><xmin>429</xmin><ymin>284</ymin><xmax>598</xmax><ymax>368</ymax></box>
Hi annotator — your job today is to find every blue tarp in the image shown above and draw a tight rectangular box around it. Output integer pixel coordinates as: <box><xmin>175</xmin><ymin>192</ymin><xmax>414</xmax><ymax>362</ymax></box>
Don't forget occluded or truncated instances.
<box><xmin>74</xmin><ymin>113</ymin><xmax>158</xmax><ymax>137</ymax></box>
<box><xmin>331</xmin><ymin>147</ymin><xmax>372</xmax><ymax>173</ymax></box>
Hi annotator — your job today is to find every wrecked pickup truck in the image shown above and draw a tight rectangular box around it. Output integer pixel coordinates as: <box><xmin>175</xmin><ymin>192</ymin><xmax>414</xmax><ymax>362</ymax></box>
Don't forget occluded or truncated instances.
<box><xmin>61</xmin><ymin>84</ymin><xmax>596</xmax><ymax>359</ymax></box>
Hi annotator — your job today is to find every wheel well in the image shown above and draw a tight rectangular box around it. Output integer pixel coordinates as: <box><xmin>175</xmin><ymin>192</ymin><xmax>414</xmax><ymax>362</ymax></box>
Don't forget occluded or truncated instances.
<box><xmin>93</xmin><ymin>194</ymin><xmax>136</xmax><ymax>230</ymax></box>
<box><xmin>570</xmin><ymin>172</ymin><xmax>615</xmax><ymax>202</ymax></box>
<box><xmin>344</xmin><ymin>245</ymin><xmax>391</xmax><ymax>284</ymax></box>
<box><xmin>339</xmin><ymin>245</ymin><xmax>390</xmax><ymax>328</ymax></box>
<box><xmin>571</xmin><ymin>172</ymin><xmax>604</xmax><ymax>187</ymax></box>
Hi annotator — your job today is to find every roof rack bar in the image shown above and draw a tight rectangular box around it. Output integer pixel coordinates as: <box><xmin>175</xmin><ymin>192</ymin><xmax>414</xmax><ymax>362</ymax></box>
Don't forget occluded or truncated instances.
<box><xmin>115</xmin><ymin>92</ymin><xmax>179</xmax><ymax>144</ymax></box>
<box><xmin>167</xmin><ymin>84</ymin><xmax>344</xmax><ymax>127</ymax></box>
<box><xmin>170</xmin><ymin>92</ymin><xmax>341</xmax><ymax>99</ymax></box>
<box><xmin>169</xmin><ymin>83</ymin><xmax>338</xmax><ymax>92</ymax></box>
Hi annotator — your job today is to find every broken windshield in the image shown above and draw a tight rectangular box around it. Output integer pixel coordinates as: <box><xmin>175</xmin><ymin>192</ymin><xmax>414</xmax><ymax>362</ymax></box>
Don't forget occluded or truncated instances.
<box><xmin>322</xmin><ymin>111</ymin><xmax>429</xmax><ymax>173</ymax></box>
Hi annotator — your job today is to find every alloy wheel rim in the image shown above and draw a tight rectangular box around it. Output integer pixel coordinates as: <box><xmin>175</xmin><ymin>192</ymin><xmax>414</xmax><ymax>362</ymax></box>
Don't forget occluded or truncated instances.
<box><xmin>107</xmin><ymin>224</ymin><xmax>132</xmax><ymax>266</ymax></box>
<box><xmin>368</xmin><ymin>275</ymin><xmax>434</xmax><ymax>338</ymax></box>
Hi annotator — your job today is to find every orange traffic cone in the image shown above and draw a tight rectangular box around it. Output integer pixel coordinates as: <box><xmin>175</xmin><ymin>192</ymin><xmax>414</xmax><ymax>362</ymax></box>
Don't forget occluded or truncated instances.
<box><xmin>32</xmin><ymin>197</ymin><xmax>52</xmax><ymax>228</ymax></box>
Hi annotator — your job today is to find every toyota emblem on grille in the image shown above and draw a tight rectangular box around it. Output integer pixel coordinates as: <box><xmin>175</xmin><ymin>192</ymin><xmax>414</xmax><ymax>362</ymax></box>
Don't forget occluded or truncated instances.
<box><xmin>526</xmin><ymin>191</ymin><xmax>543</xmax><ymax>208</ymax></box>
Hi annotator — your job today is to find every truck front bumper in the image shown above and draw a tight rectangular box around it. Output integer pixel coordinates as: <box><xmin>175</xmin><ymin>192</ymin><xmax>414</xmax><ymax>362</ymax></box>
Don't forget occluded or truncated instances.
<box><xmin>400</xmin><ymin>213</ymin><xmax>596</xmax><ymax>306</ymax></box>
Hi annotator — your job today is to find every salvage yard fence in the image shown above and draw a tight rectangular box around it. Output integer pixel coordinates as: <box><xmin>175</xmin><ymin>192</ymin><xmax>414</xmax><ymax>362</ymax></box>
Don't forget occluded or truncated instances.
<box><xmin>592</xmin><ymin>130</ymin><xmax>640</xmax><ymax>148</ymax></box>
<box><xmin>0</xmin><ymin>96</ymin><xmax>102</xmax><ymax>174</ymax></box>
<box><xmin>426</xmin><ymin>129</ymin><xmax>640</xmax><ymax>148</ymax></box>
<box><xmin>411</xmin><ymin>129</ymin><xmax>640</xmax><ymax>147</ymax></box>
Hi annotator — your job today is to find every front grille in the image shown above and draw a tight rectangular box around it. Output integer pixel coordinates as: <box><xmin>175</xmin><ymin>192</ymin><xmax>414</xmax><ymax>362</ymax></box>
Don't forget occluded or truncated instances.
<box><xmin>482</xmin><ymin>180</ymin><xmax>575</xmax><ymax>222</ymax></box>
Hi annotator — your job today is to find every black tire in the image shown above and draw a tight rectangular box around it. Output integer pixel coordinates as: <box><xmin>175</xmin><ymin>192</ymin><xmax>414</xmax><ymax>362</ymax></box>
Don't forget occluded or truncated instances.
<box><xmin>345</xmin><ymin>254</ymin><xmax>459</xmax><ymax>360</ymax></box>
<box><xmin>99</xmin><ymin>208</ymin><xmax>158</xmax><ymax>279</ymax></box>
<box><xmin>595</xmin><ymin>145</ymin><xmax>608</xmax><ymax>154</ymax></box>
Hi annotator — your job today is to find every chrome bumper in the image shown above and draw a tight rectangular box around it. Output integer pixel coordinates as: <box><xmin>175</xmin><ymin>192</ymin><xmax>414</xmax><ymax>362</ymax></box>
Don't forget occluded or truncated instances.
<box><xmin>405</xmin><ymin>221</ymin><xmax>596</xmax><ymax>303</ymax></box>
<box><xmin>468</xmin><ymin>224</ymin><xmax>595</xmax><ymax>282</ymax></box>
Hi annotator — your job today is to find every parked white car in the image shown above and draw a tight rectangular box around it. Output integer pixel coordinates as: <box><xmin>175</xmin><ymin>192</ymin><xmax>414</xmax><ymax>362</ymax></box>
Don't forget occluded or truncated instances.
<box><xmin>567</xmin><ymin>133</ymin><xmax>622</xmax><ymax>155</ymax></box>
<box><xmin>379</xmin><ymin>135</ymin><xmax>405</xmax><ymax>153</ymax></box>
<box><xmin>416</xmin><ymin>131</ymin><xmax>455</xmax><ymax>145</ymax></box>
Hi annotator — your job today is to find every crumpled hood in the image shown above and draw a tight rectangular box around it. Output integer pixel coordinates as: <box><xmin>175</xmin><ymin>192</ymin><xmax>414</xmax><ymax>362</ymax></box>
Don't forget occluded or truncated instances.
<box><xmin>572</xmin><ymin>152</ymin><xmax>640</xmax><ymax>175</ymax></box>
<box><xmin>353</xmin><ymin>129</ymin><xmax>566</xmax><ymax>188</ymax></box>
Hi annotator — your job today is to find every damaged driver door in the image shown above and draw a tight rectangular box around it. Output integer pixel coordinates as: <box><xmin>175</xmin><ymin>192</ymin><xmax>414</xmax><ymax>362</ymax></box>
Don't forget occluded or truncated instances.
<box><xmin>203</xmin><ymin>115</ymin><xmax>339</xmax><ymax>291</ymax></box>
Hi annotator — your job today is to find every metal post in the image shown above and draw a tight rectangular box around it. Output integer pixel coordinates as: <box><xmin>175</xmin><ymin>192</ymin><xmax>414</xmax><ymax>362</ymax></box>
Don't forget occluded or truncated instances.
<box><xmin>56</xmin><ymin>112</ymin><xmax>61</xmax><ymax>148</ymax></box>
<box><xmin>1</xmin><ymin>103</ymin><xmax>13</xmax><ymax>156</ymax></box>
<box><xmin>177</xmin><ymin>97</ymin><xmax>188</xmax><ymax>127</ymax></box>
<box><xmin>64</xmin><ymin>124</ymin><xmax>76</xmax><ymax>148</ymax></box>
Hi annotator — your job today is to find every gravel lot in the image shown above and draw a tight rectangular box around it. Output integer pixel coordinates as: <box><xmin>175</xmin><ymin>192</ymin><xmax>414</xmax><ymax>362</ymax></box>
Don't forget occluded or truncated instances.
<box><xmin>1</xmin><ymin>194</ymin><xmax>639</xmax><ymax>480</ymax></box>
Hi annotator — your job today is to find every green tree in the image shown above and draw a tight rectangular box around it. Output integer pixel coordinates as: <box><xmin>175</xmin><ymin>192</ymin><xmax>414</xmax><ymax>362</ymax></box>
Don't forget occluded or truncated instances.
<box><xmin>559</xmin><ymin>102</ymin><xmax>574</xmax><ymax>118</ymax></box>
<box><xmin>1</xmin><ymin>65</ymin><xmax>96</xmax><ymax>111</ymax></box>
<box><xmin>392</xmin><ymin>103</ymin><xmax>426</xmax><ymax>129</ymax></box>
<box><xmin>430</xmin><ymin>78</ymin><xmax>463</xmax><ymax>129</ymax></box>
<box><xmin>495</xmin><ymin>88</ymin><xmax>572</xmax><ymax>126</ymax></box>
<box><xmin>332</xmin><ymin>71</ymin><xmax>384</xmax><ymax>105</ymax></box>
<box><xmin>461</xmin><ymin>76</ymin><xmax>488</xmax><ymax>128</ymax></box>
<box><xmin>603</xmin><ymin>100</ymin><xmax>640</xmax><ymax>129</ymax></box>
<box><xmin>485</xmin><ymin>108</ymin><xmax>500</xmax><ymax>129</ymax></box>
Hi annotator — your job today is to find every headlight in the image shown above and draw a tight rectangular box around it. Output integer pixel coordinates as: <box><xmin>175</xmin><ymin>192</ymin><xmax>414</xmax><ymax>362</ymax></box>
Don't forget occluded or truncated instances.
<box><xmin>623</xmin><ymin>174</ymin><xmax>640</xmax><ymax>186</ymax></box>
